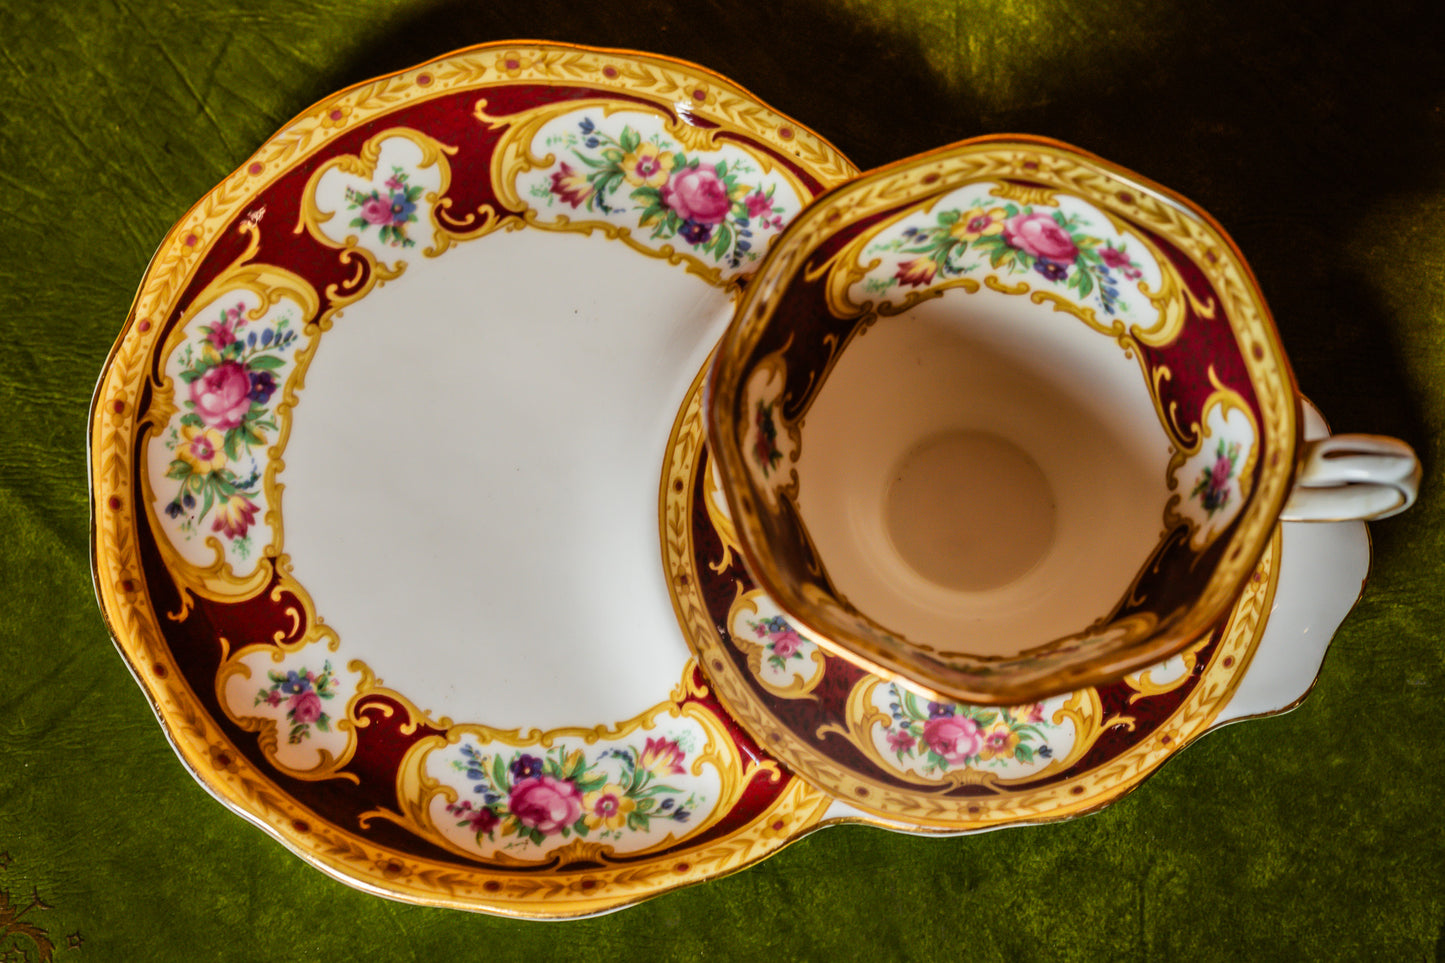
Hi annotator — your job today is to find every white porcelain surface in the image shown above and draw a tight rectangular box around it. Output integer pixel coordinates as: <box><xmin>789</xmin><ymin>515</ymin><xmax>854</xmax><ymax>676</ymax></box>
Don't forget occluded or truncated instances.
<box><xmin>284</xmin><ymin>230</ymin><xmax>728</xmax><ymax>729</ymax></box>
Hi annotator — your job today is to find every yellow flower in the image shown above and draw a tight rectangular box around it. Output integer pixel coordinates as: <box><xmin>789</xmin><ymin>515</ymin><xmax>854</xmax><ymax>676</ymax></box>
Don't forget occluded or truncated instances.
<box><xmin>582</xmin><ymin>783</ymin><xmax>636</xmax><ymax>831</ymax></box>
<box><xmin>621</xmin><ymin>142</ymin><xmax>674</xmax><ymax>188</ymax></box>
<box><xmin>978</xmin><ymin>722</ymin><xmax>1020</xmax><ymax>761</ymax></box>
<box><xmin>177</xmin><ymin>425</ymin><xmax>227</xmax><ymax>474</ymax></box>
<box><xmin>949</xmin><ymin>206</ymin><xmax>1007</xmax><ymax>242</ymax></box>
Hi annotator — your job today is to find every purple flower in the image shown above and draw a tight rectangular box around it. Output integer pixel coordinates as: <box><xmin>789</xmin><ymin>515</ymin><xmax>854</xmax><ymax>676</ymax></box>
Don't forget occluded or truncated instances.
<box><xmin>679</xmin><ymin>219</ymin><xmax>714</xmax><ymax>245</ymax></box>
<box><xmin>1034</xmin><ymin>259</ymin><xmax>1069</xmax><ymax>282</ymax></box>
<box><xmin>248</xmin><ymin>370</ymin><xmax>277</xmax><ymax>404</ymax></box>
<box><xmin>927</xmin><ymin>701</ymin><xmax>956</xmax><ymax>718</ymax></box>
<box><xmin>510</xmin><ymin>754</ymin><xmax>544</xmax><ymax>781</ymax></box>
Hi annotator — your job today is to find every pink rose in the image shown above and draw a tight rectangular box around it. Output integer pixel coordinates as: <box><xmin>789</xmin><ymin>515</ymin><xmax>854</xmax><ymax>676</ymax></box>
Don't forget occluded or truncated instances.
<box><xmin>1211</xmin><ymin>455</ymin><xmax>1233</xmax><ymax>488</ymax></box>
<box><xmin>770</xmin><ymin>629</ymin><xmax>802</xmax><ymax>659</ymax></box>
<box><xmin>923</xmin><ymin>715</ymin><xmax>983</xmax><ymax>765</ymax></box>
<box><xmin>662</xmin><ymin>166</ymin><xmax>732</xmax><ymax>225</ymax></box>
<box><xmin>508</xmin><ymin>776</ymin><xmax>583</xmax><ymax>835</ymax></box>
<box><xmin>1003</xmin><ymin>212</ymin><xmax>1078</xmax><ymax>263</ymax></box>
<box><xmin>288</xmin><ymin>689</ymin><xmax>323</xmax><ymax>724</ymax></box>
<box><xmin>190</xmin><ymin>361</ymin><xmax>253</xmax><ymax>430</ymax></box>
<box><xmin>360</xmin><ymin>196</ymin><xmax>393</xmax><ymax>225</ymax></box>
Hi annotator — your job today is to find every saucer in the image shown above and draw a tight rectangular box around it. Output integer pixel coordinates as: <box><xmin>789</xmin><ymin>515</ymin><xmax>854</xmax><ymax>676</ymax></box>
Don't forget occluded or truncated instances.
<box><xmin>90</xmin><ymin>42</ymin><xmax>855</xmax><ymax>919</ymax></box>
<box><xmin>667</xmin><ymin>394</ymin><xmax>1369</xmax><ymax>829</ymax></box>
<box><xmin>89</xmin><ymin>41</ymin><xmax>1371</xmax><ymax>918</ymax></box>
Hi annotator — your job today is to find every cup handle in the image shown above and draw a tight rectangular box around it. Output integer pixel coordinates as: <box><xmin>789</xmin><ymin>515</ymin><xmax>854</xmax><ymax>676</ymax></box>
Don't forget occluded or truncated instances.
<box><xmin>1279</xmin><ymin>434</ymin><xmax>1420</xmax><ymax>522</ymax></box>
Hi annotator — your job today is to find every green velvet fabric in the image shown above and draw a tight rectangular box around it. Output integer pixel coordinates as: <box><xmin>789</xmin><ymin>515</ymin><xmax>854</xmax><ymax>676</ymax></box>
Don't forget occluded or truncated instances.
<box><xmin>2</xmin><ymin>0</ymin><xmax>1442</xmax><ymax>959</ymax></box>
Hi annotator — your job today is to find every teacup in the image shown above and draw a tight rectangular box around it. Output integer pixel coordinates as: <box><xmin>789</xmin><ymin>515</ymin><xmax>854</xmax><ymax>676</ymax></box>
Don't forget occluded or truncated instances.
<box><xmin>705</xmin><ymin>135</ymin><xmax>1419</xmax><ymax>705</ymax></box>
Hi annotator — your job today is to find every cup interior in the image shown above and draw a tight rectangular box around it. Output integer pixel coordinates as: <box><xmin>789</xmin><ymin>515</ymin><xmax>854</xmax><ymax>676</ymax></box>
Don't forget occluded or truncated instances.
<box><xmin>794</xmin><ymin>287</ymin><xmax>1170</xmax><ymax>659</ymax></box>
<box><xmin>708</xmin><ymin>137</ymin><xmax>1298</xmax><ymax>703</ymax></box>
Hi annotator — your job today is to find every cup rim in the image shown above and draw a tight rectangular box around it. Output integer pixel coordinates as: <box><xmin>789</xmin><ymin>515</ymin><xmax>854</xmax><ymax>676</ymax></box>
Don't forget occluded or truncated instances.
<box><xmin>705</xmin><ymin>133</ymin><xmax>1303</xmax><ymax>705</ymax></box>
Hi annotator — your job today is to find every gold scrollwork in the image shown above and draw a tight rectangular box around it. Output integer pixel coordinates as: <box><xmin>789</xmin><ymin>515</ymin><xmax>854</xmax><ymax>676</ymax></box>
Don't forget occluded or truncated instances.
<box><xmin>294</xmin><ymin>127</ymin><xmax>503</xmax><ymax>313</ymax></box>
<box><xmin>1163</xmin><ymin>367</ymin><xmax>1261</xmax><ymax>549</ymax></box>
<box><xmin>1122</xmin><ymin>634</ymin><xmax>1207</xmax><ymax>703</ymax></box>
<box><xmin>374</xmin><ymin>689</ymin><xmax>772</xmax><ymax>866</ymax></box>
<box><xmin>480</xmin><ymin>98</ymin><xmax>812</xmax><ymax>292</ymax></box>
<box><xmin>726</xmin><ymin>590</ymin><xmax>827</xmax><ymax>700</ymax></box>
<box><xmin>141</xmin><ymin>222</ymin><xmax>322</xmax><ymax>614</ymax></box>
<box><xmin>214</xmin><ymin>620</ymin><xmax>360</xmax><ymax>784</ymax></box>
<box><xmin>815</xmin><ymin>678</ymin><xmax>1104</xmax><ymax>790</ymax></box>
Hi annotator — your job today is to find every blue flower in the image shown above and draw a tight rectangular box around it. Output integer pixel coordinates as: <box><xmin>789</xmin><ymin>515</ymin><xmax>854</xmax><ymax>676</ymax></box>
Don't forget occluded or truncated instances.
<box><xmin>1038</xmin><ymin>744</ymin><xmax>1053</xmax><ymax>759</ymax></box>
<box><xmin>389</xmin><ymin>194</ymin><xmax>416</xmax><ymax>223</ymax></box>
<box><xmin>165</xmin><ymin>501</ymin><xmax>184</xmax><ymax>519</ymax></box>
<box><xmin>579</xmin><ymin>117</ymin><xmax>596</xmax><ymax>135</ymax></box>
<box><xmin>280</xmin><ymin>671</ymin><xmax>308</xmax><ymax>695</ymax></box>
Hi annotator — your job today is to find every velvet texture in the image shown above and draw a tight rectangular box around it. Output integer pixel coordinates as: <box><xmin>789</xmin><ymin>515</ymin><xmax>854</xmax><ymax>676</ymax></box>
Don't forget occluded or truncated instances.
<box><xmin>1</xmin><ymin>1</ymin><xmax>1441</xmax><ymax>959</ymax></box>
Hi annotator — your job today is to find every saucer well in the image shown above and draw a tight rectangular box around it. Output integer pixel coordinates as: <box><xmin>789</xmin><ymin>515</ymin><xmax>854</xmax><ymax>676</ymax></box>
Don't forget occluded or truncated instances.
<box><xmin>90</xmin><ymin>42</ymin><xmax>855</xmax><ymax>919</ymax></box>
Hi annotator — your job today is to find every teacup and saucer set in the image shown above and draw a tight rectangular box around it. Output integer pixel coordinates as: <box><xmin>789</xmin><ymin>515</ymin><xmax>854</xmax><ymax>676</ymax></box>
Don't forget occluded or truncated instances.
<box><xmin>90</xmin><ymin>41</ymin><xmax>1417</xmax><ymax>917</ymax></box>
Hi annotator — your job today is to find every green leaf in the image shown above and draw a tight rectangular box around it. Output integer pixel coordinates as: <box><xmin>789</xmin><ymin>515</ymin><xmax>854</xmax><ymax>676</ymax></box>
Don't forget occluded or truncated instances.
<box><xmin>626</xmin><ymin>811</ymin><xmax>647</xmax><ymax>832</ymax></box>
<box><xmin>1015</xmin><ymin>743</ymin><xmax>1035</xmax><ymax>763</ymax></box>
<box><xmin>492</xmin><ymin>754</ymin><xmax>508</xmax><ymax>790</ymax></box>
<box><xmin>166</xmin><ymin>459</ymin><xmax>192</xmax><ymax>481</ymax></box>
<box><xmin>179</xmin><ymin>412</ymin><xmax>204</xmax><ymax>428</ymax></box>
<box><xmin>528</xmin><ymin>828</ymin><xmax>546</xmax><ymax>846</ymax></box>
<box><xmin>223</xmin><ymin>429</ymin><xmax>245</xmax><ymax>461</ymax></box>
<box><xmin>246</xmin><ymin>354</ymin><xmax>286</xmax><ymax>371</ymax></box>
<box><xmin>619</xmin><ymin>126</ymin><xmax>640</xmax><ymax>153</ymax></box>
<box><xmin>602</xmin><ymin>146</ymin><xmax>624</xmax><ymax>164</ymax></box>
<box><xmin>316</xmin><ymin>717</ymin><xmax>331</xmax><ymax>733</ymax></box>
<box><xmin>938</xmin><ymin>209</ymin><xmax>960</xmax><ymax>225</ymax></box>
<box><xmin>576</xmin><ymin>774</ymin><xmax>608</xmax><ymax>793</ymax></box>
<box><xmin>572</xmin><ymin>816</ymin><xmax>589</xmax><ymax>836</ymax></box>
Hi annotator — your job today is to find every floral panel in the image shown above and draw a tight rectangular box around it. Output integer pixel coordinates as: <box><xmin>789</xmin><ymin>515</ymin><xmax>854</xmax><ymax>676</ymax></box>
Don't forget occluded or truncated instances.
<box><xmin>308</xmin><ymin>133</ymin><xmax>446</xmax><ymax>269</ymax></box>
<box><xmin>727</xmin><ymin>591</ymin><xmax>826</xmax><ymax>698</ymax></box>
<box><xmin>850</xmin><ymin>182</ymin><xmax>1164</xmax><ymax>322</ymax></box>
<box><xmin>148</xmin><ymin>290</ymin><xmax>308</xmax><ymax>575</ymax></box>
<box><xmin>738</xmin><ymin>355</ymin><xmax>797</xmax><ymax>507</ymax></box>
<box><xmin>219</xmin><ymin>645</ymin><xmax>362</xmax><ymax>776</ymax></box>
<box><xmin>515</xmin><ymin>108</ymin><xmax>806</xmax><ymax>280</ymax></box>
<box><xmin>425</xmin><ymin>717</ymin><xmax>723</xmax><ymax>861</ymax></box>
<box><xmin>1174</xmin><ymin>394</ymin><xmax>1258</xmax><ymax>548</ymax></box>
<box><xmin>862</xmin><ymin>680</ymin><xmax>1080</xmax><ymax>783</ymax></box>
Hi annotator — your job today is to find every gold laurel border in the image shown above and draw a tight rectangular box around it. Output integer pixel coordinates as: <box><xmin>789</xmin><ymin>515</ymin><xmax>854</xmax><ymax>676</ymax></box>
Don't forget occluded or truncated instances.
<box><xmin>669</xmin><ymin>351</ymin><xmax>1282</xmax><ymax>827</ymax></box>
<box><xmin>90</xmin><ymin>41</ymin><xmax>853</xmax><ymax>918</ymax></box>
